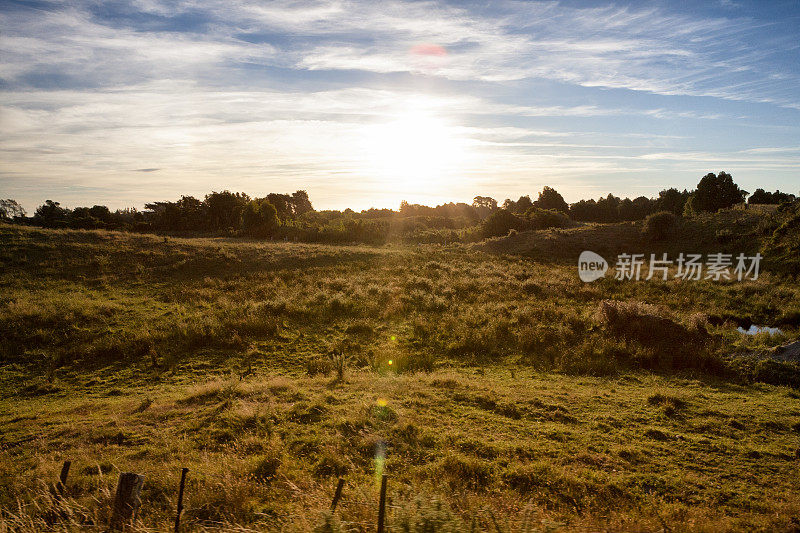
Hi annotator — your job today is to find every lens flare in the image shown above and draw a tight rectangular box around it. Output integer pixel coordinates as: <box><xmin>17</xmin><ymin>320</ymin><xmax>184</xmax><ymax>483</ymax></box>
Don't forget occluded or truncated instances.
<box><xmin>374</xmin><ymin>440</ymin><xmax>386</xmax><ymax>486</ymax></box>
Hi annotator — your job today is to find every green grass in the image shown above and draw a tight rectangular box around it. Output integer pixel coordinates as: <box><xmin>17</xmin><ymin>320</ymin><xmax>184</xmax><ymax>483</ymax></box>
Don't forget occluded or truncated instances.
<box><xmin>1</xmin><ymin>222</ymin><xmax>799</xmax><ymax>531</ymax></box>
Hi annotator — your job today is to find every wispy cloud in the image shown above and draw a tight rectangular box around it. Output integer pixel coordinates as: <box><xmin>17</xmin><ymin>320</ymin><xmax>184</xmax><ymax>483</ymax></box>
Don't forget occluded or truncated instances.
<box><xmin>0</xmin><ymin>0</ymin><xmax>798</xmax><ymax>211</ymax></box>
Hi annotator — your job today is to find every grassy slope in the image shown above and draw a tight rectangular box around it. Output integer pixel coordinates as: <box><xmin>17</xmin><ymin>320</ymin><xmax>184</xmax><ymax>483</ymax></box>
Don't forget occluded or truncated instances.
<box><xmin>1</xmin><ymin>222</ymin><xmax>799</xmax><ymax>531</ymax></box>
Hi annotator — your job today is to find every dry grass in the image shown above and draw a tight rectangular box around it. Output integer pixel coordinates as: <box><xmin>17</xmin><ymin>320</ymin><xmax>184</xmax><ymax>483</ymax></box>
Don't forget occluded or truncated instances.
<box><xmin>2</xmin><ymin>223</ymin><xmax>800</xmax><ymax>531</ymax></box>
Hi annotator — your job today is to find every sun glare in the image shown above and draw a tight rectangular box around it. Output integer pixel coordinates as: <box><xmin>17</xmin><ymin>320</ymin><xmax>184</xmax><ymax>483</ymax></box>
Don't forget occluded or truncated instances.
<box><xmin>361</xmin><ymin>109</ymin><xmax>467</xmax><ymax>196</ymax></box>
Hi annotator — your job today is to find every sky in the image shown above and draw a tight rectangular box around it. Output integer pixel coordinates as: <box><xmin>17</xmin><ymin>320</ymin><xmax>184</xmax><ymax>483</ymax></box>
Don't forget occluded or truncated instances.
<box><xmin>1</xmin><ymin>0</ymin><xmax>799</xmax><ymax>213</ymax></box>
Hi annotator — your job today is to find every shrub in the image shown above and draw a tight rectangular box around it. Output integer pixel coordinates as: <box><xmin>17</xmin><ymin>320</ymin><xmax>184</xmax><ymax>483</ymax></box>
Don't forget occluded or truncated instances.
<box><xmin>251</xmin><ymin>453</ymin><xmax>281</xmax><ymax>483</ymax></box>
<box><xmin>306</xmin><ymin>357</ymin><xmax>333</xmax><ymax>377</ymax></box>
<box><xmin>480</xmin><ymin>209</ymin><xmax>524</xmax><ymax>238</ymax></box>
<box><xmin>643</xmin><ymin>211</ymin><xmax>678</xmax><ymax>241</ymax></box>
<box><xmin>524</xmin><ymin>207</ymin><xmax>571</xmax><ymax>230</ymax></box>
<box><xmin>330</xmin><ymin>350</ymin><xmax>346</xmax><ymax>381</ymax></box>
<box><xmin>595</xmin><ymin>300</ymin><xmax>717</xmax><ymax>372</ymax></box>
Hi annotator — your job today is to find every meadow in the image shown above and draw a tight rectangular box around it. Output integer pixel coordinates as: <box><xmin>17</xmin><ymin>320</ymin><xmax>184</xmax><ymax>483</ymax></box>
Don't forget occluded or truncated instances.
<box><xmin>1</xmin><ymin>216</ymin><xmax>799</xmax><ymax>532</ymax></box>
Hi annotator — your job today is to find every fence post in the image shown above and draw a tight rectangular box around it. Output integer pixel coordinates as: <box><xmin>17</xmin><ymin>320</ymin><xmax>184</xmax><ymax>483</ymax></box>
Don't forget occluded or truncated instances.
<box><xmin>377</xmin><ymin>474</ymin><xmax>387</xmax><ymax>533</ymax></box>
<box><xmin>174</xmin><ymin>468</ymin><xmax>189</xmax><ymax>532</ymax></box>
<box><xmin>109</xmin><ymin>472</ymin><xmax>144</xmax><ymax>531</ymax></box>
<box><xmin>330</xmin><ymin>478</ymin><xmax>345</xmax><ymax>511</ymax></box>
<box><xmin>55</xmin><ymin>460</ymin><xmax>71</xmax><ymax>495</ymax></box>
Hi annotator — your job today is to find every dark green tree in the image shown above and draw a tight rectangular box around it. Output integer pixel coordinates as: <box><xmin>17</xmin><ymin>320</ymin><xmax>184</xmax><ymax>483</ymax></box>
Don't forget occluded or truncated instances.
<box><xmin>290</xmin><ymin>190</ymin><xmax>314</xmax><ymax>216</ymax></box>
<box><xmin>503</xmin><ymin>195</ymin><xmax>533</xmax><ymax>214</ymax></box>
<box><xmin>684</xmin><ymin>171</ymin><xmax>747</xmax><ymax>214</ymax></box>
<box><xmin>748</xmin><ymin>188</ymin><xmax>796</xmax><ymax>205</ymax></box>
<box><xmin>533</xmin><ymin>186</ymin><xmax>568</xmax><ymax>213</ymax></box>
<box><xmin>472</xmin><ymin>196</ymin><xmax>498</xmax><ymax>218</ymax></box>
<box><xmin>267</xmin><ymin>193</ymin><xmax>291</xmax><ymax>220</ymax></box>
<box><xmin>0</xmin><ymin>199</ymin><xmax>25</xmax><ymax>220</ymax></box>
<box><xmin>34</xmin><ymin>200</ymin><xmax>69</xmax><ymax>228</ymax></box>
<box><xmin>657</xmin><ymin>188</ymin><xmax>690</xmax><ymax>215</ymax></box>
<box><xmin>242</xmin><ymin>199</ymin><xmax>279</xmax><ymax>237</ymax></box>
<box><xmin>204</xmin><ymin>191</ymin><xmax>250</xmax><ymax>231</ymax></box>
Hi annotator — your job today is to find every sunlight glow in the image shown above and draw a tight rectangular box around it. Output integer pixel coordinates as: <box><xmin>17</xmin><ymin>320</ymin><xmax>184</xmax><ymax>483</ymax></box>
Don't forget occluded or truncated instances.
<box><xmin>360</xmin><ymin>108</ymin><xmax>468</xmax><ymax>195</ymax></box>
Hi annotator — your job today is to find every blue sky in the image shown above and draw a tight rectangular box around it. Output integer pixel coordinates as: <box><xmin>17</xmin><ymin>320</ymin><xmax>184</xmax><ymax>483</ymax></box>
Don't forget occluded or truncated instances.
<box><xmin>1</xmin><ymin>0</ymin><xmax>798</xmax><ymax>212</ymax></box>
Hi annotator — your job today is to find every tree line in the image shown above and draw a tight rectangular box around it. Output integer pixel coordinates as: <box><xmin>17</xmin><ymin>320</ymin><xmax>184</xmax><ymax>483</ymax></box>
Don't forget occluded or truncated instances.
<box><xmin>1</xmin><ymin>171</ymin><xmax>796</xmax><ymax>244</ymax></box>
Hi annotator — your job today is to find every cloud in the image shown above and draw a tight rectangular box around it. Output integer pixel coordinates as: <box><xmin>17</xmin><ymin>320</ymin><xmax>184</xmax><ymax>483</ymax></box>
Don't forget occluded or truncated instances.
<box><xmin>1</xmin><ymin>0</ymin><xmax>798</xmax><ymax>211</ymax></box>
<box><xmin>2</xmin><ymin>0</ymin><xmax>797</xmax><ymax>107</ymax></box>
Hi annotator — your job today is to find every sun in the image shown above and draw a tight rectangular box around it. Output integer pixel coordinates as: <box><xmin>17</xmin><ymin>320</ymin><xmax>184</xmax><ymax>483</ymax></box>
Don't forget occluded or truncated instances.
<box><xmin>360</xmin><ymin>109</ymin><xmax>467</xmax><ymax>196</ymax></box>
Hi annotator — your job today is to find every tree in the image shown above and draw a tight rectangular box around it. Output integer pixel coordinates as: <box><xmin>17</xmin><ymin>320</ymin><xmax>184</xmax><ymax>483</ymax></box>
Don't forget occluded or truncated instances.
<box><xmin>242</xmin><ymin>199</ymin><xmax>279</xmax><ymax>237</ymax></box>
<box><xmin>618</xmin><ymin>196</ymin><xmax>656</xmax><ymax>221</ymax></box>
<box><xmin>70</xmin><ymin>206</ymin><xmax>102</xmax><ymax>229</ymax></box>
<box><xmin>204</xmin><ymin>191</ymin><xmax>250</xmax><ymax>231</ymax></box>
<box><xmin>596</xmin><ymin>194</ymin><xmax>621</xmax><ymax>222</ymax></box>
<box><xmin>267</xmin><ymin>193</ymin><xmax>291</xmax><ymax>220</ymax></box>
<box><xmin>533</xmin><ymin>186</ymin><xmax>568</xmax><ymax>213</ymax></box>
<box><xmin>175</xmin><ymin>196</ymin><xmax>205</xmax><ymax>229</ymax></box>
<box><xmin>0</xmin><ymin>199</ymin><xmax>25</xmax><ymax>220</ymax></box>
<box><xmin>34</xmin><ymin>200</ymin><xmax>69</xmax><ymax>228</ymax></box>
<box><xmin>657</xmin><ymin>188</ymin><xmax>690</xmax><ymax>215</ymax></box>
<box><xmin>748</xmin><ymin>188</ymin><xmax>796</xmax><ymax>205</ymax></box>
<box><xmin>290</xmin><ymin>190</ymin><xmax>314</xmax><ymax>216</ymax></box>
<box><xmin>502</xmin><ymin>196</ymin><xmax>533</xmax><ymax>214</ymax></box>
<box><xmin>684</xmin><ymin>171</ymin><xmax>747</xmax><ymax>214</ymax></box>
<box><xmin>568</xmin><ymin>199</ymin><xmax>598</xmax><ymax>221</ymax></box>
<box><xmin>472</xmin><ymin>196</ymin><xmax>498</xmax><ymax>211</ymax></box>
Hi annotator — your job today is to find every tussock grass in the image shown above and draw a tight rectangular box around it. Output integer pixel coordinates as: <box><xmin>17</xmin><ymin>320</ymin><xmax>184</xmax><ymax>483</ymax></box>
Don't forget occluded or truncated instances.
<box><xmin>2</xmin><ymin>223</ymin><xmax>800</xmax><ymax>531</ymax></box>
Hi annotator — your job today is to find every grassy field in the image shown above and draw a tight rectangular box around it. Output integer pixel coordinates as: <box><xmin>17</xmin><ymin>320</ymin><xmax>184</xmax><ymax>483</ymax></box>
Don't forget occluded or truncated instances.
<box><xmin>1</xmin><ymin>221</ymin><xmax>799</xmax><ymax>531</ymax></box>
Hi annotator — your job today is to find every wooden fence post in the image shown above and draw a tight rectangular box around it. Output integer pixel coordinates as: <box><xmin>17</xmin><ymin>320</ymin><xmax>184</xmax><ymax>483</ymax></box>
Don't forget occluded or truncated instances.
<box><xmin>377</xmin><ymin>474</ymin><xmax>387</xmax><ymax>533</ymax></box>
<box><xmin>330</xmin><ymin>478</ymin><xmax>345</xmax><ymax>511</ymax></box>
<box><xmin>109</xmin><ymin>472</ymin><xmax>144</xmax><ymax>531</ymax></box>
<box><xmin>174</xmin><ymin>468</ymin><xmax>188</xmax><ymax>532</ymax></box>
<box><xmin>56</xmin><ymin>460</ymin><xmax>71</xmax><ymax>494</ymax></box>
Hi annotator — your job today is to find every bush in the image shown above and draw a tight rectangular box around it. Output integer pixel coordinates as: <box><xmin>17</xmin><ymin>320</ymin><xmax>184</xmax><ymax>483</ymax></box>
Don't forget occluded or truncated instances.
<box><xmin>306</xmin><ymin>357</ymin><xmax>333</xmax><ymax>376</ymax></box>
<box><xmin>595</xmin><ymin>300</ymin><xmax>718</xmax><ymax>372</ymax></box>
<box><xmin>643</xmin><ymin>211</ymin><xmax>678</xmax><ymax>241</ymax></box>
<box><xmin>480</xmin><ymin>209</ymin><xmax>523</xmax><ymax>238</ymax></box>
<box><xmin>251</xmin><ymin>453</ymin><xmax>281</xmax><ymax>483</ymax></box>
<box><xmin>524</xmin><ymin>207</ymin><xmax>570</xmax><ymax>230</ymax></box>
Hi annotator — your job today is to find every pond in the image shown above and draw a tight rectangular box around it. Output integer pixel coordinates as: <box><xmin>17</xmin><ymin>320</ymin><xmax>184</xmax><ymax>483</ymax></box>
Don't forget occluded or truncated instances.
<box><xmin>737</xmin><ymin>324</ymin><xmax>783</xmax><ymax>336</ymax></box>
